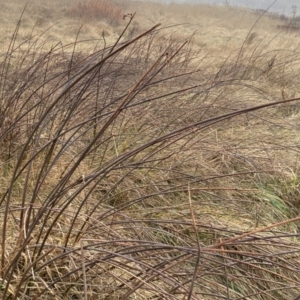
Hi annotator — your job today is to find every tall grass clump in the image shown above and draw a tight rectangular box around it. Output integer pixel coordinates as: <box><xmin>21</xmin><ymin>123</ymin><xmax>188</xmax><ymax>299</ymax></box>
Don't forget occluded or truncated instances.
<box><xmin>1</xmin><ymin>10</ymin><xmax>300</xmax><ymax>300</ymax></box>
<box><xmin>68</xmin><ymin>0</ymin><xmax>124</xmax><ymax>25</ymax></box>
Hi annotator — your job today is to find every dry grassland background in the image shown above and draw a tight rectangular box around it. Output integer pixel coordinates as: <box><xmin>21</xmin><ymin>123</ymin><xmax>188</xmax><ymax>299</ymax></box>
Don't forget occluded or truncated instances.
<box><xmin>0</xmin><ymin>0</ymin><xmax>300</xmax><ymax>299</ymax></box>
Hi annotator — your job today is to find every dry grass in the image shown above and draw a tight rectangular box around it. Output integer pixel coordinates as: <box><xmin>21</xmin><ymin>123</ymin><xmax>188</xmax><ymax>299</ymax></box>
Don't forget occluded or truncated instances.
<box><xmin>0</xmin><ymin>1</ymin><xmax>300</xmax><ymax>299</ymax></box>
<box><xmin>68</xmin><ymin>0</ymin><xmax>124</xmax><ymax>25</ymax></box>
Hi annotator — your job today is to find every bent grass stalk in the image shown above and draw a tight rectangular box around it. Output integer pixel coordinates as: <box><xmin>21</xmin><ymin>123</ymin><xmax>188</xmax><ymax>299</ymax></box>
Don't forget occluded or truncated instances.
<box><xmin>1</xmin><ymin>6</ymin><xmax>300</xmax><ymax>300</ymax></box>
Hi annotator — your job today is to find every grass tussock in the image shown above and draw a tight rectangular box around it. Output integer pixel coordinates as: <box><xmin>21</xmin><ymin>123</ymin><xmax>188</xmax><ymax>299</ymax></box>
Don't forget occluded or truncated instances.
<box><xmin>68</xmin><ymin>0</ymin><xmax>124</xmax><ymax>25</ymax></box>
<box><xmin>0</xmin><ymin>3</ymin><xmax>300</xmax><ymax>300</ymax></box>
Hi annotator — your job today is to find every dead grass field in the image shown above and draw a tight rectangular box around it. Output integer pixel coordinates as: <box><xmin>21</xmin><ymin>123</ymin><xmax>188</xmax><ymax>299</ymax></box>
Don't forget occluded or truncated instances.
<box><xmin>0</xmin><ymin>0</ymin><xmax>300</xmax><ymax>299</ymax></box>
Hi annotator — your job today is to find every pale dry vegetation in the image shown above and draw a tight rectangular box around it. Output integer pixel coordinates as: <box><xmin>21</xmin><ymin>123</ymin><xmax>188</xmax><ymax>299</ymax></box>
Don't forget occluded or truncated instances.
<box><xmin>0</xmin><ymin>0</ymin><xmax>300</xmax><ymax>299</ymax></box>
<box><xmin>68</xmin><ymin>0</ymin><xmax>124</xmax><ymax>25</ymax></box>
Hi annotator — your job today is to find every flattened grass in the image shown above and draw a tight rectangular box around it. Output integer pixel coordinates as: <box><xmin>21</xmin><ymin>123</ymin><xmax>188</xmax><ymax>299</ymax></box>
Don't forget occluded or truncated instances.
<box><xmin>0</xmin><ymin>2</ymin><xmax>300</xmax><ymax>300</ymax></box>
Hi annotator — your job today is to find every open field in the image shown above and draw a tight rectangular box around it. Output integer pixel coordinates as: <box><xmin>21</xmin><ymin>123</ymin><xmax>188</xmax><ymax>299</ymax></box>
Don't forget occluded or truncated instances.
<box><xmin>1</xmin><ymin>0</ymin><xmax>300</xmax><ymax>299</ymax></box>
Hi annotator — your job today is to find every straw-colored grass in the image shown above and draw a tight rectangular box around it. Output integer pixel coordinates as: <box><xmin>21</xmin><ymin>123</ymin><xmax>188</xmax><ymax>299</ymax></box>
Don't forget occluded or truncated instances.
<box><xmin>0</xmin><ymin>0</ymin><xmax>300</xmax><ymax>299</ymax></box>
<box><xmin>68</xmin><ymin>0</ymin><xmax>124</xmax><ymax>25</ymax></box>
